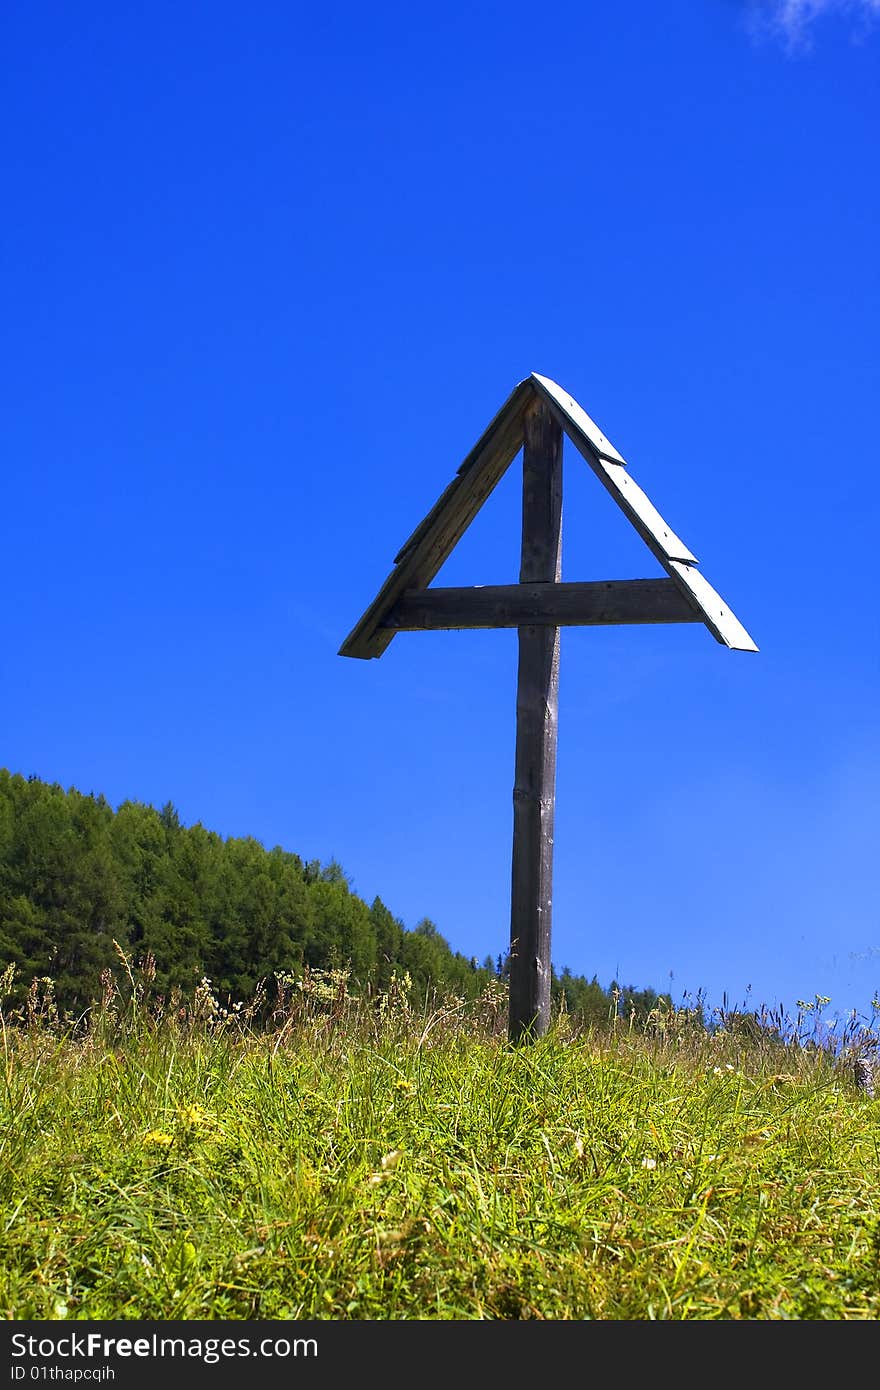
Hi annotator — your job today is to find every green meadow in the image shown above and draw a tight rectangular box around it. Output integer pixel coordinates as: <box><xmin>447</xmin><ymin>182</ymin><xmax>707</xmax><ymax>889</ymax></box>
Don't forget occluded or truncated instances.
<box><xmin>2</xmin><ymin>963</ymin><xmax>879</xmax><ymax>1321</ymax></box>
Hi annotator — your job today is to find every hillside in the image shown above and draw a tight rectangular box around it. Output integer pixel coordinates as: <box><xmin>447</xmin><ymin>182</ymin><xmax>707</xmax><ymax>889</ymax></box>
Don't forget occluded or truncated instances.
<box><xmin>0</xmin><ymin>769</ymin><xmax>666</xmax><ymax>1023</ymax></box>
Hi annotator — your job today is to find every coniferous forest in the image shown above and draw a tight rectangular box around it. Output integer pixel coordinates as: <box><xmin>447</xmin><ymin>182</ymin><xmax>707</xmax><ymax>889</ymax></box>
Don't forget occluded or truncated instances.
<box><xmin>0</xmin><ymin>768</ymin><xmax>669</xmax><ymax>1024</ymax></box>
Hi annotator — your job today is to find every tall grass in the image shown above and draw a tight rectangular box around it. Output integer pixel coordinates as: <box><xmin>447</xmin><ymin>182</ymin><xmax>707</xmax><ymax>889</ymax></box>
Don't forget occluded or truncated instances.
<box><xmin>1</xmin><ymin>957</ymin><xmax>879</xmax><ymax>1320</ymax></box>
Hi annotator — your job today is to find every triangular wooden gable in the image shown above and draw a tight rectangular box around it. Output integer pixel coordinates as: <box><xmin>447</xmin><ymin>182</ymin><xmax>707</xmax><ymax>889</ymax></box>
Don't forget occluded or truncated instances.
<box><xmin>339</xmin><ymin>374</ymin><xmax>758</xmax><ymax>658</ymax></box>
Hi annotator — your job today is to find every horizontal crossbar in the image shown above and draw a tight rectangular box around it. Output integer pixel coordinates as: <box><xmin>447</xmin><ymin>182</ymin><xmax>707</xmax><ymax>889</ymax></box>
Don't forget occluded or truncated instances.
<box><xmin>382</xmin><ymin>579</ymin><xmax>702</xmax><ymax>631</ymax></box>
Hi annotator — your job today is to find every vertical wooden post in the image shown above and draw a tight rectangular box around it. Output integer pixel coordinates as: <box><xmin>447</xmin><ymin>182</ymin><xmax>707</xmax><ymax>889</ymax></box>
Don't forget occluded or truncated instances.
<box><xmin>508</xmin><ymin>399</ymin><xmax>563</xmax><ymax>1043</ymax></box>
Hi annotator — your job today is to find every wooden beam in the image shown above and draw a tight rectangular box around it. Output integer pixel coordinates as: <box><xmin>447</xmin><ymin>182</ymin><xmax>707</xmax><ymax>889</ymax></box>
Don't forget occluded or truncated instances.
<box><xmin>338</xmin><ymin>377</ymin><xmax>537</xmax><ymax>659</ymax></box>
<box><xmin>530</xmin><ymin>373</ymin><xmax>698</xmax><ymax>566</ymax></box>
<box><xmin>509</xmin><ymin>399</ymin><xmax>562</xmax><ymax>1045</ymax></box>
<box><xmin>528</xmin><ymin>376</ymin><xmax>757</xmax><ymax>651</ymax></box>
<box><xmin>592</xmin><ymin>458</ymin><xmax>698</xmax><ymax>566</ymax></box>
<box><xmin>383</xmin><ymin>579</ymin><xmax>701</xmax><ymax>631</ymax></box>
<box><xmin>667</xmin><ymin>562</ymin><xmax>759</xmax><ymax>652</ymax></box>
<box><xmin>530</xmin><ymin>372</ymin><xmax>627</xmax><ymax>465</ymax></box>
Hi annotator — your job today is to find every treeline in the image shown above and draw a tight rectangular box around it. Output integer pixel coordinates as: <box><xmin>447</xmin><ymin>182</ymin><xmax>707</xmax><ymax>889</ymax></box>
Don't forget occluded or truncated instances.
<box><xmin>0</xmin><ymin>769</ymin><xmax>669</xmax><ymax>1024</ymax></box>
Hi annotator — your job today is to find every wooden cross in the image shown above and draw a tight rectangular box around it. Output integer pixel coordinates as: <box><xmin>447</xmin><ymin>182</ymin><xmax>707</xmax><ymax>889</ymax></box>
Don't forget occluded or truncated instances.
<box><xmin>339</xmin><ymin>374</ymin><xmax>757</xmax><ymax>1043</ymax></box>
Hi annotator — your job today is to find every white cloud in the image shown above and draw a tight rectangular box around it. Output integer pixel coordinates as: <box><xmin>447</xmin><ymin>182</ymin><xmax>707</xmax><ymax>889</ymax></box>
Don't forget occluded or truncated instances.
<box><xmin>753</xmin><ymin>0</ymin><xmax>880</xmax><ymax>50</ymax></box>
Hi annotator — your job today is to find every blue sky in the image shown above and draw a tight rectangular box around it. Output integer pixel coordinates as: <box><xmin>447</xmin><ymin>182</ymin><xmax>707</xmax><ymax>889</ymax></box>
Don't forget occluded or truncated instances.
<box><xmin>2</xmin><ymin>0</ymin><xmax>878</xmax><ymax>1026</ymax></box>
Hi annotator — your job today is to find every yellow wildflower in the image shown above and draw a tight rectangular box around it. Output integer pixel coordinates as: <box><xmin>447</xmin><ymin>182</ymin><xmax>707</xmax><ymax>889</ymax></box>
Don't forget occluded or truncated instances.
<box><xmin>143</xmin><ymin>1130</ymin><xmax>174</xmax><ymax>1147</ymax></box>
<box><xmin>179</xmin><ymin>1104</ymin><xmax>212</xmax><ymax>1126</ymax></box>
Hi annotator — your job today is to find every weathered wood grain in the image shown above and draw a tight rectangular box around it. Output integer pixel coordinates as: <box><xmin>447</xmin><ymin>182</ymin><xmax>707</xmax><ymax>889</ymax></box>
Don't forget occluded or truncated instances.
<box><xmin>392</xmin><ymin>377</ymin><xmax>533</xmax><ymax>567</ymax></box>
<box><xmin>530</xmin><ymin>372</ymin><xmax>627</xmax><ymax>464</ymax></box>
<box><xmin>530</xmin><ymin>374</ymin><xmax>698</xmax><ymax>565</ymax></box>
<box><xmin>666</xmin><ymin>562</ymin><xmax>759</xmax><ymax>651</ymax></box>
<box><xmin>339</xmin><ymin>372</ymin><xmax>756</xmax><ymax>662</ymax></box>
<box><xmin>509</xmin><ymin>400</ymin><xmax>562</xmax><ymax>1044</ymax></box>
<box><xmin>382</xmin><ymin>579</ymin><xmax>701</xmax><ymax>630</ymax></box>
<box><xmin>594</xmin><ymin>459</ymin><xmax>698</xmax><ymax>565</ymax></box>
<box><xmin>338</xmin><ymin>377</ymin><xmax>536</xmax><ymax>659</ymax></box>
